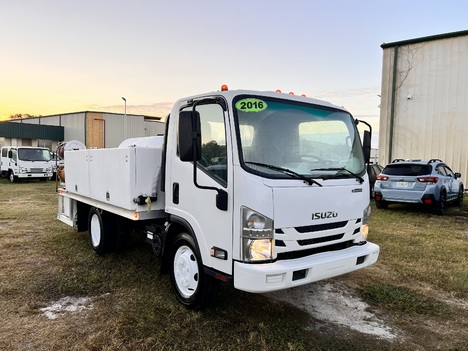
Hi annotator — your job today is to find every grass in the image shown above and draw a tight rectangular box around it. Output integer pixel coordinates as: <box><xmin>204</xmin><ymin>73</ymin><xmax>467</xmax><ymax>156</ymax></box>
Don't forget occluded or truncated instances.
<box><xmin>0</xmin><ymin>178</ymin><xmax>467</xmax><ymax>351</ymax></box>
<box><xmin>364</xmin><ymin>201</ymin><xmax>468</xmax><ymax>299</ymax></box>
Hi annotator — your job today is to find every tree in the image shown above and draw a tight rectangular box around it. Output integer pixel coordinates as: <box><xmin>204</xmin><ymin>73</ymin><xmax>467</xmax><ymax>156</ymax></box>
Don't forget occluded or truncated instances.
<box><xmin>9</xmin><ymin>114</ymin><xmax>40</xmax><ymax>119</ymax></box>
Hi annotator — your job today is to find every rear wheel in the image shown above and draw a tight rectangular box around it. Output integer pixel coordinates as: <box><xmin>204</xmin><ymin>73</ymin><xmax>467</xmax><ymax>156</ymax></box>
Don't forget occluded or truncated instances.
<box><xmin>433</xmin><ymin>190</ymin><xmax>447</xmax><ymax>215</ymax></box>
<box><xmin>88</xmin><ymin>207</ymin><xmax>112</xmax><ymax>255</ymax></box>
<box><xmin>169</xmin><ymin>233</ymin><xmax>219</xmax><ymax>310</ymax></box>
<box><xmin>375</xmin><ymin>200</ymin><xmax>388</xmax><ymax>209</ymax></box>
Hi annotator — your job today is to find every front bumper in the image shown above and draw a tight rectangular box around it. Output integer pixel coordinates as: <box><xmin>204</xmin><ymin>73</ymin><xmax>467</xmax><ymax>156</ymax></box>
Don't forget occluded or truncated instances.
<box><xmin>233</xmin><ymin>242</ymin><xmax>380</xmax><ymax>293</ymax></box>
<box><xmin>18</xmin><ymin>172</ymin><xmax>52</xmax><ymax>179</ymax></box>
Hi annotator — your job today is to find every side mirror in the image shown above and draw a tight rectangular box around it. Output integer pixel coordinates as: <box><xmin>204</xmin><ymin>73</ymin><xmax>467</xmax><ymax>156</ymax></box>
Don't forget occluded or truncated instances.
<box><xmin>362</xmin><ymin>130</ymin><xmax>371</xmax><ymax>164</ymax></box>
<box><xmin>454</xmin><ymin>172</ymin><xmax>461</xmax><ymax>179</ymax></box>
<box><xmin>178</xmin><ymin>110</ymin><xmax>201</xmax><ymax>162</ymax></box>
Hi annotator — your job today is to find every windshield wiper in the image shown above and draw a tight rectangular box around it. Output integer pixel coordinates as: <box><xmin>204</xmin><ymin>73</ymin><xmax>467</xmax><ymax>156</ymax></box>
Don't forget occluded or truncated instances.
<box><xmin>246</xmin><ymin>162</ymin><xmax>322</xmax><ymax>187</ymax></box>
<box><xmin>311</xmin><ymin>167</ymin><xmax>364</xmax><ymax>184</ymax></box>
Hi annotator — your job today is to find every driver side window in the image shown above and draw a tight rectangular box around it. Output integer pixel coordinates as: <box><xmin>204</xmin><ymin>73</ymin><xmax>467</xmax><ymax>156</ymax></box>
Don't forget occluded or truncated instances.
<box><xmin>183</xmin><ymin>104</ymin><xmax>228</xmax><ymax>186</ymax></box>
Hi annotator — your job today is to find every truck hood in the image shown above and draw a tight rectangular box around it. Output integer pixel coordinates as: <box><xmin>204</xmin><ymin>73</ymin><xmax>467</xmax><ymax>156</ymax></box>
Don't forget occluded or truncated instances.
<box><xmin>268</xmin><ymin>179</ymin><xmax>367</xmax><ymax>228</ymax></box>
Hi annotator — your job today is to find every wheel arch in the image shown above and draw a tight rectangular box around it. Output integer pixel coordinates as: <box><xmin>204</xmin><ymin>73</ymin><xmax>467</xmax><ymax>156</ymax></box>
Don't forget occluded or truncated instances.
<box><xmin>161</xmin><ymin>215</ymin><xmax>203</xmax><ymax>274</ymax></box>
<box><xmin>437</xmin><ymin>186</ymin><xmax>447</xmax><ymax>201</ymax></box>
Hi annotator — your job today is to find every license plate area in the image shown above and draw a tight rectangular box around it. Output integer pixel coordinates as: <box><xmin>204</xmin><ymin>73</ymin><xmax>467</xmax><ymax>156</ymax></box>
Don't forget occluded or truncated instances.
<box><xmin>396</xmin><ymin>181</ymin><xmax>409</xmax><ymax>188</ymax></box>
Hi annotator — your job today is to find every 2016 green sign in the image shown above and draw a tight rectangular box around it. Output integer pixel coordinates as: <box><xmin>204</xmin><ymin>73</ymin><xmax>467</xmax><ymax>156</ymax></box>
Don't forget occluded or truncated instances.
<box><xmin>235</xmin><ymin>98</ymin><xmax>267</xmax><ymax>112</ymax></box>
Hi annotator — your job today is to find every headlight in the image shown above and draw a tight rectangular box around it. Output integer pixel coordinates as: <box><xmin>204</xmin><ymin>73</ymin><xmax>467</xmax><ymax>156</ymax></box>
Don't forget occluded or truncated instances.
<box><xmin>20</xmin><ymin>167</ymin><xmax>27</xmax><ymax>173</ymax></box>
<box><xmin>241</xmin><ymin>207</ymin><xmax>274</xmax><ymax>262</ymax></box>
<box><xmin>360</xmin><ymin>205</ymin><xmax>371</xmax><ymax>242</ymax></box>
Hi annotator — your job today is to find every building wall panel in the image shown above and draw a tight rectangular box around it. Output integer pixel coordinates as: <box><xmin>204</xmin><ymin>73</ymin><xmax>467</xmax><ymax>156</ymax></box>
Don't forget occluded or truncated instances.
<box><xmin>103</xmin><ymin>113</ymin><xmax>164</xmax><ymax>148</ymax></box>
<box><xmin>59</xmin><ymin>113</ymin><xmax>87</xmax><ymax>144</ymax></box>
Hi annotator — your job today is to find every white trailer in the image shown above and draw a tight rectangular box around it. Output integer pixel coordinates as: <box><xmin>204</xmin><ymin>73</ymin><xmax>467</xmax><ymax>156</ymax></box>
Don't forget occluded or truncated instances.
<box><xmin>57</xmin><ymin>87</ymin><xmax>380</xmax><ymax>309</ymax></box>
<box><xmin>1</xmin><ymin>146</ymin><xmax>52</xmax><ymax>182</ymax></box>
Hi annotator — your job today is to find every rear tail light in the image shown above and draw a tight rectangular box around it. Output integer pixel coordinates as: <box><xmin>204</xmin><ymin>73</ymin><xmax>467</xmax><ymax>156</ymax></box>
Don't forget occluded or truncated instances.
<box><xmin>417</xmin><ymin>176</ymin><xmax>438</xmax><ymax>184</ymax></box>
<box><xmin>376</xmin><ymin>174</ymin><xmax>388</xmax><ymax>181</ymax></box>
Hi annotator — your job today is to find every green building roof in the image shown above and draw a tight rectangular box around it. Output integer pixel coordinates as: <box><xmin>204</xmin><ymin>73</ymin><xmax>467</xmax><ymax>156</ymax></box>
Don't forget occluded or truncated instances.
<box><xmin>0</xmin><ymin>121</ymin><xmax>64</xmax><ymax>140</ymax></box>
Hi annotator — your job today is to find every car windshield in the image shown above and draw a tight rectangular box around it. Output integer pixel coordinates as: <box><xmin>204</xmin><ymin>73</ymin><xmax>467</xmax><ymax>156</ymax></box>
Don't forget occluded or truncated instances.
<box><xmin>383</xmin><ymin>164</ymin><xmax>431</xmax><ymax>176</ymax></box>
<box><xmin>18</xmin><ymin>148</ymin><xmax>51</xmax><ymax>161</ymax></box>
<box><xmin>234</xmin><ymin>95</ymin><xmax>365</xmax><ymax>179</ymax></box>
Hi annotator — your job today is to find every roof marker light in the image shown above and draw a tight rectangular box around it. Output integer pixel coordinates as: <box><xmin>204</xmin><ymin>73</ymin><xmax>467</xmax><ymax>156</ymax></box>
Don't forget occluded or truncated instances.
<box><xmin>301</xmin><ymin>94</ymin><xmax>306</xmax><ymax>97</ymax></box>
<box><xmin>276</xmin><ymin>89</ymin><xmax>282</xmax><ymax>93</ymax></box>
<box><xmin>289</xmin><ymin>92</ymin><xmax>294</xmax><ymax>95</ymax></box>
<box><xmin>221</xmin><ymin>85</ymin><xmax>229</xmax><ymax>91</ymax></box>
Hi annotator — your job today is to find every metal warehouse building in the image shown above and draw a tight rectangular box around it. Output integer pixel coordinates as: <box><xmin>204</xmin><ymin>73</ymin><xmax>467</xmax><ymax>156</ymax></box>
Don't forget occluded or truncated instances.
<box><xmin>0</xmin><ymin>111</ymin><xmax>164</xmax><ymax>151</ymax></box>
<box><xmin>379</xmin><ymin>29</ymin><xmax>468</xmax><ymax>186</ymax></box>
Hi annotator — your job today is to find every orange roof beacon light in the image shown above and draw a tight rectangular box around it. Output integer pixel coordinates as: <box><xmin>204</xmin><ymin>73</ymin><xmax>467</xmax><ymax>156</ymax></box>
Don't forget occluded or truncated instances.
<box><xmin>275</xmin><ymin>89</ymin><xmax>282</xmax><ymax>93</ymax></box>
<box><xmin>301</xmin><ymin>94</ymin><xmax>307</xmax><ymax>97</ymax></box>
<box><xmin>221</xmin><ymin>85</ymin><xmax>229</xmax><ymax>91</ymax></box>
<box><xmin>289</xmin><ymin>92</ymin><xmax>294</xmax><ymax>95</ymax></box>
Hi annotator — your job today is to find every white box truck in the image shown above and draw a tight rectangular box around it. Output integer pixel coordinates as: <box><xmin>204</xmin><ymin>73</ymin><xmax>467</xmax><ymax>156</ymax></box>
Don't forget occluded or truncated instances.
<box><xmin>1</xmin><ymin>146</ymin><xmax>52</xmax><ymax>182</ymax></box>
<box><xmin>57</xmin><ymin>87</ymin><xmax>380</xmax><ymax>309</ymax></box>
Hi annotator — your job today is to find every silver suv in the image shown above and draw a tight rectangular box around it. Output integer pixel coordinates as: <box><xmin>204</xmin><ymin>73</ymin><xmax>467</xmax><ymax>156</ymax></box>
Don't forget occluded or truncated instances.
<box><xmin>374</xmin><ymin>159</ymin><xmax>464</xmax><ymax>215</ymax></box>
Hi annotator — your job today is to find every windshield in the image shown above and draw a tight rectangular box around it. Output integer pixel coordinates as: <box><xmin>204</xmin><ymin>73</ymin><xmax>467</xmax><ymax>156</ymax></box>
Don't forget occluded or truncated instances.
<box><xmin>18</xmin><ymin>148</ymin><xmax>51</xmax><ymax>161</ymax></box>
<box><xmin>234</xmin><ymin>95</ymin><xmax>365</xmax><ymax>179</ymax></box>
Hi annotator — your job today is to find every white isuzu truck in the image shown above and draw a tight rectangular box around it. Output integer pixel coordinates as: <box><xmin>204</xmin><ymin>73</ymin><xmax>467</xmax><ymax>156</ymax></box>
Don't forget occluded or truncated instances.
<box><xmin>1</xmin><ymin>146</ymin><xmax>52</xmax><ymax>182</ymax></box>
<box><xmin>57</xmin><ymin>87</ymin><xmax>380</xmax><ymax>309</ymax></box>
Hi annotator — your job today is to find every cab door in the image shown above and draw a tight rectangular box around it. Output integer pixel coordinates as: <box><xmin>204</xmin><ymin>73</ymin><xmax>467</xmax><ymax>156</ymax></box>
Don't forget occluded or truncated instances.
<box><xmin>165</xmin><ymin>100</ymin><xmax>234</xmax><ymax>275</ymax></box>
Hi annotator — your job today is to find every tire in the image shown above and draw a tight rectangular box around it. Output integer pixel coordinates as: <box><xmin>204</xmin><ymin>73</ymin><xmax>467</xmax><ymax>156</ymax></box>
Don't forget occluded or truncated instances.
<box><xmin>375</xmin><ymin>200</ymin><xmax>388</xmax><ymax>209</ymax></box>
<box><xmin>88</xmin><ymin>207</ymin><xmax>112</xmax><ymax>255</ymax></box>
<box><xmin>113</xmin><ymin>216</ymin><xmax>130</xmax><ymax>251</ymax></box>
<box><xmin>169</xmin><ymin>233</ymin><xmax>219</xmax><ymax>310</ymax></box>
<box><xmin>433</xmin><ymin>190</ymin><xmax>447</xmax><ymax>215</ymax></box>
<box><xmin>9</xmin><ymin>171</ymin><xmax>16</xmax><ymax>183</ymax></box>
<box><xmin>455</xmin><ymin>187</ymin><xmax>464</xmax><ymax>207</ymax></box>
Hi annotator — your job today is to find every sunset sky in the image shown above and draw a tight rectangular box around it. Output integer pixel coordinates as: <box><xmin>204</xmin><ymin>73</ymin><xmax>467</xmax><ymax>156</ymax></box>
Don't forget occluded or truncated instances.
<box><xmin>1</xmin><ymin>0</ymin><xmax>468</xmax><ymax>135</ymax></box>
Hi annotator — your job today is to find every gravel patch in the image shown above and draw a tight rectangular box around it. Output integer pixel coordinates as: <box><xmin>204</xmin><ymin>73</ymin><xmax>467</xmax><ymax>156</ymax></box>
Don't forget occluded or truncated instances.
<box><xmin>266</xmin><ymin>281</ymin><xmax>397</xmax><ymax>340</ymax></box>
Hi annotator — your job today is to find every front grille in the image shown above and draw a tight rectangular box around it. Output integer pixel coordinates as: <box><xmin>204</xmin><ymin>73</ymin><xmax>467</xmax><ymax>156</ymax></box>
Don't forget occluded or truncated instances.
<box><xmin>297</xmin><ymin>233</ymin><xmax>344</xmax><ymax>246</ymax></box>
<box><xmin>277</xmin><ymin>240</ymin><xmax>355</xmax><ymax>260</ymax></box>
<box><xmin>275</xmin><ymin>240</ymin><xmax>286</xmax><ymax>247</ymax></box>
<box><xmin>30</xmin><ymin>168</ymin><xmax>43</xmax><ymax>173</ymax></box>
<box><xmin>296</xmin><ymin>220</ymin><xmax>348</xmax><ymax>233</ymax></box>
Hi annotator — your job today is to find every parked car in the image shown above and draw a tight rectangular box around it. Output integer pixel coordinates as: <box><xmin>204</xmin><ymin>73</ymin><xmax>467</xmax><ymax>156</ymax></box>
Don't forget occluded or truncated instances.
<box><xmin>368</xmin><ymin>163</ymin><xmax>383</xmax><ymax>198</ymax></box>
<box><xmin>374</xmin><ymin>159</ymin><xmax>464</xmax><ymax>215</ymax></box>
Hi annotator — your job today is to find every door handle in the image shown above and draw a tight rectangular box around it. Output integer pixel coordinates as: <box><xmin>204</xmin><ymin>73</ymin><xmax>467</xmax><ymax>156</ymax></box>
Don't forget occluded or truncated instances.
<box><xmin>172</xmin><ymin>182</ymin><xmax>179</xmax><ymax>204</ymax></box>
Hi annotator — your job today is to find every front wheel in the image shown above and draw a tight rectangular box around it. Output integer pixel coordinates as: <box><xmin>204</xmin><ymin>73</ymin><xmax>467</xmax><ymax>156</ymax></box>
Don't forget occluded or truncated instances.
<box><xmin>9</xmin><ymin>171</ymin><xmax>16</xmax><ymax>183</ymax></box>
<box><xmin>455</xmin><ymin>187</ymin><xmax>464</xmax><ymax>207</ymax></box>
<box><xmin>169</xmin><ymin>233</ymin><xmax>219</xmax><ymax>310</ymax></box>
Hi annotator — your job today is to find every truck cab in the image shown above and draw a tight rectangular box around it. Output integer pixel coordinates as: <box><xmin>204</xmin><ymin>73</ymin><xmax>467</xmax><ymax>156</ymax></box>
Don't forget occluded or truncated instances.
<box><xmin>164</xmin><ymin>89</ymin><xmax>379</xmax><ymax>306</ymax></box>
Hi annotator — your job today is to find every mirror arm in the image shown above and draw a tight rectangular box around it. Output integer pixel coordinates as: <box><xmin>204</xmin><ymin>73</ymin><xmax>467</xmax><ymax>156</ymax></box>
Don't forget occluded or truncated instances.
<box><xmin>356</xmin><ymin>119</ymin><xmax>372</xmax><ymax>136</ymax></box>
